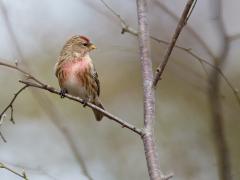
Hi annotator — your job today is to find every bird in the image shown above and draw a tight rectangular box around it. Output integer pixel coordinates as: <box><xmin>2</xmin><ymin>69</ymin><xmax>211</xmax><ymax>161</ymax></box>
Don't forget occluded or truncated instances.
<box><xmin>54</xmin><ymin>35</ymin><xmax>104</xmax><ymax>121</ymax></box>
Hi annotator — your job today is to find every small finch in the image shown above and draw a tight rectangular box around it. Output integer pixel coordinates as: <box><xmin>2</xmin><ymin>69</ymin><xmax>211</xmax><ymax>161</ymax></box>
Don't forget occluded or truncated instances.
<box><xmin>55</xmin><ymin>35</ymin><xmax>104</xmax><ymax>121</ymax></box>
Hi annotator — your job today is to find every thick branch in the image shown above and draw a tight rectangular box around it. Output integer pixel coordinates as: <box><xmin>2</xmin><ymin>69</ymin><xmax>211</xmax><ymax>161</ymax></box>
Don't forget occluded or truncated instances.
<box><xmin>136</xmin><ymin>0</ymin><xmax>166</xmax><ymax>179</ymax></box>
<box><xmin>208</xmin><ymin>0</ymin><xmax>232</xmax><ymax>179</ymax></box>
<box><xmin>152</xmin><ymin>0</ymin><xmax>196</xmax><ymax>87</ymax></box>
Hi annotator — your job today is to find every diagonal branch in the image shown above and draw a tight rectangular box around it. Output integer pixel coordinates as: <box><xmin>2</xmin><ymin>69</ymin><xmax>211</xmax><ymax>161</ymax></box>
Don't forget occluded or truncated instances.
<box><xmin>0</xmin><ymin>162</ymin><xmax>28</xmax><ymax>180</ymax></box>
<box><xmin>99</xmin><ymin>0</ymin><xmax>138</xmax><ymax>35</ymax></box>
<box><xmin>0</xmin><ymin>61</ymin><xmax>44</xmax><ymax>86</ymax></box>
<box><xmin>152</xmin><ymin>0</ymin><xmax>196</xmax><ymax>87</ymax></box>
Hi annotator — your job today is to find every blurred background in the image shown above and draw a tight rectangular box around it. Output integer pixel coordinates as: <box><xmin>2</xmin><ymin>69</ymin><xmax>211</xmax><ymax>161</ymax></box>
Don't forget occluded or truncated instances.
<box><xmin>0</xmin><ymin>0</ymin><xmax>239</xmax><ymax>179</ymax></box>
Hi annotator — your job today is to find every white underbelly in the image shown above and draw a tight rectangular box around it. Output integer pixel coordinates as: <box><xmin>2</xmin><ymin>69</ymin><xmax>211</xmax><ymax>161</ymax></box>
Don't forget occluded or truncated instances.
<box><xmin>63</xmin><ymin>74</ymin><xmax>88</xmax><ymax>99</ymax></box>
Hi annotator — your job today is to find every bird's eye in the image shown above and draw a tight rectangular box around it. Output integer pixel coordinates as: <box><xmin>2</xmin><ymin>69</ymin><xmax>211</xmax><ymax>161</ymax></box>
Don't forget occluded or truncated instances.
<box><xmin>83</xmin><ymin>43</ymin><xmax>88</xmax><ymax>46</ymax></box>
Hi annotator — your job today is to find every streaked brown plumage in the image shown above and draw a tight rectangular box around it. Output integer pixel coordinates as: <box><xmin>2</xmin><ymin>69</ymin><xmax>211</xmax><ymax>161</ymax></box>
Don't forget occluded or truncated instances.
<box><xmin>55</xmin><ymin>35</ymin><xmax>104</xmax><ymax>121</ymax></box>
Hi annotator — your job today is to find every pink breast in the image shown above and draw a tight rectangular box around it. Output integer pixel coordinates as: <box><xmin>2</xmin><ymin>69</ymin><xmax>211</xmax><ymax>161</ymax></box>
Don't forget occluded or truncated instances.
<box><xmin>62</xmin><ymin>60</ymin><xmax>89</xmax><ymax>74</ymax></box>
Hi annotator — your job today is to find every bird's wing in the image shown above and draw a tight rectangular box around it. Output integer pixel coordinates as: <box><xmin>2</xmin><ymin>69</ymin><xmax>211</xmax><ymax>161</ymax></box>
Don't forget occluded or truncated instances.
<box><xmin>92</xmin><ymin>67</ymin><xmax>100</xmax><ymax>96</ymax></box>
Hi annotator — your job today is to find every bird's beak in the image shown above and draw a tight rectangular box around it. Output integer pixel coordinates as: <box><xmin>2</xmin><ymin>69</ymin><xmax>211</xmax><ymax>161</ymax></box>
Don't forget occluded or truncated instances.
<box><xmin>88</xmin><ymin>43</ymin><xmax>96</xmax><ymax>50</ymax></box>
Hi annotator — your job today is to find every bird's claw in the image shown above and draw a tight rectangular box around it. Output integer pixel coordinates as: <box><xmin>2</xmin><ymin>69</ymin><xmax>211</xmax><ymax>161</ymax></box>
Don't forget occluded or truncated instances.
<box><xmin>59</xmin><ymin>89</ymin><xmax>67</xmax><ymax>98</ymax></box>
<box><xmin>82</xmin><ymin>99</ymin><xmax>88</xmax><ymax>107</ymax></box>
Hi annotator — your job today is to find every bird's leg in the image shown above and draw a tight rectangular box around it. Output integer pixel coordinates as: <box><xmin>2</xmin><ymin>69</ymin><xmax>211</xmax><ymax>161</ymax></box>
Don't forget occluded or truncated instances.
<box><xmin>59</xmin><ymin>88</ymin><xmax>68</xmax><ymax>98</ymax></box>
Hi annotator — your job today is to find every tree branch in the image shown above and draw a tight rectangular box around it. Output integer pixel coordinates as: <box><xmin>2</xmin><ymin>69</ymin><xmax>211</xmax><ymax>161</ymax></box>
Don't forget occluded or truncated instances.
<box><xmin>136</xmin><ymin>0</ymin><xmax>169</xmax><ymax>179</ymax></box>
<box><xmin>0</xmin><ymin>162</ymin><xmax>28</xmax><ymax>180</ymax></box>
<box><xmin>152</xmin><ymin>0</ymin><xmax>196</xmax><ymax>87</ymax></box>
<box><xmin>0</xmin><ymin>61</ymin><xmax>44</xmax><ymax>86</ymax></box>
<box><xmin>208</xmin><ymin>0</ymin><xmax>232</xmax><ymax>179</ymax></box>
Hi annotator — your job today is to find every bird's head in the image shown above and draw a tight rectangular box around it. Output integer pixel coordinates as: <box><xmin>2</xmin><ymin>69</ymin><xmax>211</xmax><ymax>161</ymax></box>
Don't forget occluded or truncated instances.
<box><xmin>62</xmin><ymin>35</ymin><xmax>96</xmax><ymax>58</ymax></box>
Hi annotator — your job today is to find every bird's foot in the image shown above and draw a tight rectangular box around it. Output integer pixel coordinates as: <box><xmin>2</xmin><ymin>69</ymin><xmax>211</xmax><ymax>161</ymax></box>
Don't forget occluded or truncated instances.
<box><xmin>82</xmin><ymin>98</ymin><xmax>89</xmax><ymax>107</ymax></box>
<box><xmin>59</xmin><ymin>89</ymin><xmax>67</xmax><ymax>98</ymax></box>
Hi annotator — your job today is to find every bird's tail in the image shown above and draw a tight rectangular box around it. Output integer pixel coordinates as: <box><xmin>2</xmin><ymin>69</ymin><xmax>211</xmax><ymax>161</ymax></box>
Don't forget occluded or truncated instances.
<box><xmin>92</xmin><ymin>99</ymin><xmax>104</xmax><ymax>121</ymax></box>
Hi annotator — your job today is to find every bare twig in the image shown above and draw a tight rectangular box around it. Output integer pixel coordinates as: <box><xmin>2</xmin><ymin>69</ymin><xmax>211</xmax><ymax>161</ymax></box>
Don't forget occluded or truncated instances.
<box><xmin>153</xmin><ymin>0</ymin><xmax>196</xmax><ymax>87</ymax></box>
<box><xmin>0</xmin><ymin>162</ymin><xmax>28</xmax><ymax>180</ymax></box>
<box><xmin>0</xmin><ymin>114</ymin><xmax>7</xmax><ymax>142</ymax></box>
<box><xmin>186</xmin><ymin>51</ymin><xmax>240</xmax><ymax>105</ymax></box>
<box><xmin>0</xmin><ymin>61</ymin><xmax>44</xmax><ymax>86</ymax></box>
<box><xmin>0</xmin><ymin>85</ymin><xmax>28</xmax><ymax>142</ymax></box>
<box><xmin>136</xmin><ymin>0</ymin><xmax>167</xmax><ymax>179</ymax></box>
<box><xmin>100</xmin><ymin>0</ymin><xmax>240</xmax><ymax>105</ymax></box>
<box><xmin>0</xmin><ymin>131</ymin><xmax>6</xmax><ymax>142</ymax></box>
<box><xmin>99</xmin><ymin>0</ymin><xmax>138</xmax><ymax>35</ymax></box>
<box><xmin>0</xmin><ymin>85</ymin><xmax>28</xmax><ymax>122</ymax></box>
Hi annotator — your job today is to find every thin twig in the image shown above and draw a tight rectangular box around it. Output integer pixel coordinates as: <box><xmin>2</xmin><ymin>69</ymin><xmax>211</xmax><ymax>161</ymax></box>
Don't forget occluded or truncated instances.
<box><xmin>152</xmin><ymin>0</ymin><xmax>196</xmax><ymax>87</ymax></box>
<box><xmin>0</xmin><ymin>85</ymin><xmax>28</xmax><ymax>121</ymax></box>
<box><xmin>0</xmin><ymin>61</ymin><xmax>44</xmax><ymax>86</ymax></box>
<box><xmin>0</xmin><ymin>114</ymin><xmax>7</xmax><ymax>142</ymax></box>
<box><xmin>99</xmin><ymin>0</ymin><xmax>138</xmax><ymax>35</ymax></box>
<box><xmin>0</xmin><ymin>85</ymin><xmax>28</xmax><ymax>142</ymax></box>
<box><xmin>0</xmin><ymin>162</ymin><xmax>28</xmax><ymax>180</ymax></box>
<box><xmin>187</xmin><ymin>51</ymin><xmax>240</xmax><ymax>105</ymax></box>
<box><xmin>0</xmin><ymin>131</ymin><xmax>6</xmax><ymax>143</ymax></box>
<box><xmin>10</xmin><ymin>105</ymin><xmax>15</xmax><ymax>124</ymax></box>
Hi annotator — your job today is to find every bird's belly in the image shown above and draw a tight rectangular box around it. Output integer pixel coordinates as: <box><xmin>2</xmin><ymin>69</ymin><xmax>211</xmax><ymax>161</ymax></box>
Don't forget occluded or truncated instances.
<box><xmin>63</xmin><ymin>73</ymin><xmax>88</xmax><ymax>99</ymax></box>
